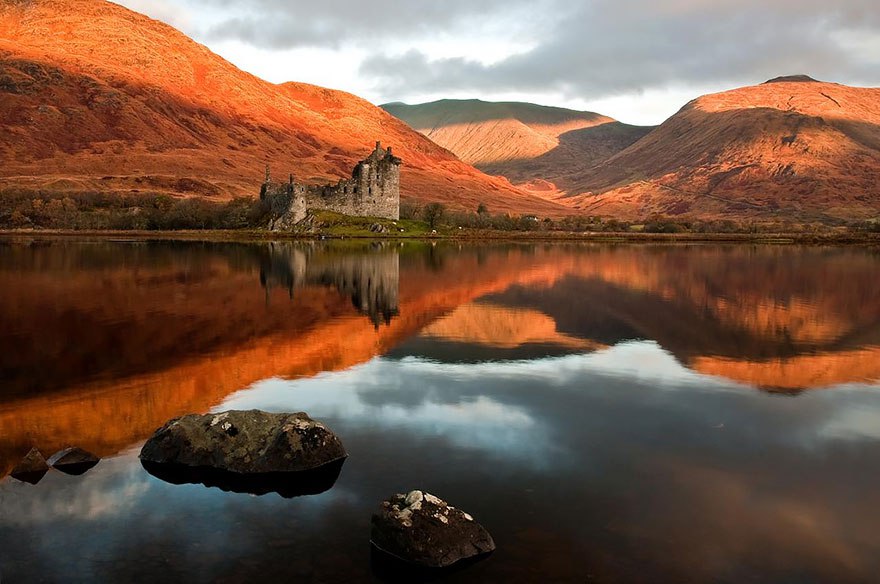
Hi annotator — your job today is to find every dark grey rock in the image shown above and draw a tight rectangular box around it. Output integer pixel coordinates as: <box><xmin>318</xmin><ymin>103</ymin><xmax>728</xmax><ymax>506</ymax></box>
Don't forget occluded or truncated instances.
<box><xmin>139</xmin><ymin>410</ymin><xmax>347</xmax><ymax>475</ymax></box>
<box><xmin>11</xmin><ymin>448</ymin><xmax>50</xmax><ymax>484</ymax></box>
<box><xmin>47</xmin><ymin>447</ymin><xmax>100</xmax><ymax>476</ymax></box>
<box><xmin>371</xmin><ymin>490</ymin><xmax>496</xmax><ymax>568</ymax></box>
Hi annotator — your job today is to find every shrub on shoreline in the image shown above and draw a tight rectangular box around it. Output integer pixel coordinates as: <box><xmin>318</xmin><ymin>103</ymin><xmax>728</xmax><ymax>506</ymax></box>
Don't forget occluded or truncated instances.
<box><xmin>0</xmin><ymin>190</ymin><xmax>873</xmax><ymax>235</ymax></box>
<box><xmin>0</xmin><ymin>190</ymin><xmax>269</xmax><ymax>231</ymax></box>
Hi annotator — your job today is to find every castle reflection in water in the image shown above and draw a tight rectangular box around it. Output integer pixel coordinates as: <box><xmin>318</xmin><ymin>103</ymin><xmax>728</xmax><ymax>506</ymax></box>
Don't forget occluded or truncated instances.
<box><xmin>259</xmin><ymin>242</ymin><xmax>400</xmax><ymax>327</ymax></box>
<box><xmin>2</xmin><ymin>239</ymin><xmax>880</xmax><ymax>485</ymax></box>
<box><xmin>3</xmin><ymin>240</ymin><xmax>880</xmax><ymax>584</ymax></box>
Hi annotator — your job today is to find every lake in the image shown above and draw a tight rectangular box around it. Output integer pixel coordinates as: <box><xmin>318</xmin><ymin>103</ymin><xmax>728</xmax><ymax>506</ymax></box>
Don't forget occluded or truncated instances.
<box><xmin>1</xmin><ymin>238</ymin><xmax>880</xmax><ymax>583</ymax></box>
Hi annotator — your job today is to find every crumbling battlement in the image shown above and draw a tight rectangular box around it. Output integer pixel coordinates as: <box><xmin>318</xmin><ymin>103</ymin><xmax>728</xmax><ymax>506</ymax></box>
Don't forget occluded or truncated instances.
<box><xmin>261</xmin><ymin>141</ymin><xmax>401</xmax><ymax>230</ymax></box>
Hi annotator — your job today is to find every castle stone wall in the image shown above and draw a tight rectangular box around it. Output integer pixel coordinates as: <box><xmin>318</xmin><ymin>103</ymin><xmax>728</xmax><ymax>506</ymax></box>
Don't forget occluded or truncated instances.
<box><xmin>261</xmin><ymin>141</ymin><xmax>401</xmax><ymax>230</ymax></box>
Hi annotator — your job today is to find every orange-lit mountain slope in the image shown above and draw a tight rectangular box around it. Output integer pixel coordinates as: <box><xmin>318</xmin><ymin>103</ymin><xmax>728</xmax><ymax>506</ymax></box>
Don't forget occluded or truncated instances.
<box><xmin>565</xmin><ymin>76</ymin><xmax>880</xmax><ymax>221</ymax></box>
<box><xmin>383</xmin><ymin>99</ymin><xmax>652</xmax><ymax>197</ymax></box>
<box><xmin>0</xmin><ymin>0</ymin><xmax>570</xmax><ymax>216</ymax></box>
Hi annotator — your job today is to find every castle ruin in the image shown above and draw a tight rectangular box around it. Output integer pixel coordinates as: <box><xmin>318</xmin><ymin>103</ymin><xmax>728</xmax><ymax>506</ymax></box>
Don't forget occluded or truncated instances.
<box><xmin>261</xmin><ymin>141</ymin><xmax>401</xmax><ymax>230</ymax></box>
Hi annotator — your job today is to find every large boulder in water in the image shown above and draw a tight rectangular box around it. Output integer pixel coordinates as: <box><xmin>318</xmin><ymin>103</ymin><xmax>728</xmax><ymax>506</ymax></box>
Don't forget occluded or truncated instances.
<box><xmin>47</xmin><ymin>447</ymin><xmax>100</xmax><ymax>476</ymax></box>
<box><xmin>11</xmin><ymin>448</ymin><xmax>50</xmax><ymax>484</ymax></box>
<box><xmin>139</xmin><ymin>411</ymin><xmax>346</xmax><ymax>484</ymax></box>
<box><xmin>371</xmin><ymin>490</ymin><xmax>496</xmax><ymax>568</ymax></box>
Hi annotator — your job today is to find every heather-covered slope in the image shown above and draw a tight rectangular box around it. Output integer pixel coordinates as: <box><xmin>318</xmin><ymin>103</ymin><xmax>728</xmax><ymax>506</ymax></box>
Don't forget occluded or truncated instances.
<box><xmin>0</xmin><ymin>0</ymin><xmax>570</xmax><ymax>216</ymax></box>
<box><xmin>565</xmin><ymin>77</ymin><xmax>880</xmax><ymax>221</ymax></box>
<box><xmin>383</xmin><ymin>99</ymin><xmax>652</xmax><ymax>197</ymax></box>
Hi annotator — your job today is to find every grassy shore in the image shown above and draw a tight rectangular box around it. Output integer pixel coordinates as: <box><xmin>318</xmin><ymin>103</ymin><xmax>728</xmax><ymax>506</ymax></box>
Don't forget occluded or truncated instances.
<box><xmin>2</xmin><ymin>227</ymin><xmax>879</xmax><ymax>246</ymax></box>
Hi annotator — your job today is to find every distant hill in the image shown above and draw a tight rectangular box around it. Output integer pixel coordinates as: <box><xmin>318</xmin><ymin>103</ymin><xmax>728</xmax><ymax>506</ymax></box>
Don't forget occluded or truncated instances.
<box><xmin>382</xmin><ymin>99</ymin><xmax>653</xmax><ymax>197</ymax></box>
<box><xmin>564</xmin><ymin>77</ymin><xmax>880</xmax><ymax>222</ymax></box>
<box><xmin>0</xmin><ymin>0</ymin><xmax>570</xmax><ymax>217</ymax></box>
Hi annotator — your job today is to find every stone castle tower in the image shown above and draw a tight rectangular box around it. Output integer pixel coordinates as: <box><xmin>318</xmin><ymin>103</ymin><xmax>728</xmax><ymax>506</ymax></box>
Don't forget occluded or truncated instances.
<box><xmin>261</xmin><ymin>141</ymin><xmax>401</xmax><ymax>230</ymax></box>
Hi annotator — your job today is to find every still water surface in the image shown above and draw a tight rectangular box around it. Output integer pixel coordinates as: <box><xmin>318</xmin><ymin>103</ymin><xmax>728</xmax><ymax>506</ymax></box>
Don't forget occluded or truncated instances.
<box><xmin>2</xmin><ymin>238</ymin><xmax>880</xmax><ymax>583</ymax></box>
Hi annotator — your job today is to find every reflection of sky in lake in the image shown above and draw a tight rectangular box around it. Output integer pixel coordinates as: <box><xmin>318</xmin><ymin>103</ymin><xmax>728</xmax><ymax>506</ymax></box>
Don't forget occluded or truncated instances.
<box><xmin>0</xmin><ymin>452</ymin><xmax>363</xmax><ymax>583</ymax></box>
<box><xmin>220</xmin><ymin>342</ymin><xmax>720</xmax><ymax>468</ymax></box>
<box><xmin>222</xmin><ymin>340</ymin><xmax>880</xmax><ymax>459</ymax></box>
<box><xmin>4</xmin><ymin>341</ymin><xmax>880</xmax><ymax>581</ymax></box>
<box><xmin>4</xmin><ymin>242</ymin><xmax>880</xmax><ymax>582</ymax></box>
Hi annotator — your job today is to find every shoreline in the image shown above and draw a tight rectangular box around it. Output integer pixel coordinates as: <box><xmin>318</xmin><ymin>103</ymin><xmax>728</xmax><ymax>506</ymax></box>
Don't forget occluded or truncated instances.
<box><xmin>1</xmin><ymin>229</ymin><xmax>878</xmax><ymax>246</ymax></box>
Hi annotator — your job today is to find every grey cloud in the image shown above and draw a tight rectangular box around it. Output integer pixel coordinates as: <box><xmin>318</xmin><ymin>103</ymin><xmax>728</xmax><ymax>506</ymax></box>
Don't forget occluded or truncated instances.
<box><xmin>359</xmin><ymin>0</ymin><xmax>880</xmax><ymax>101</ymax></box>
<box><xmin>196</xmin><ymin>0</ymin><xmax>561</xmax><ymax>50</ymax></box>
<box><xmin>171</xmin><ymin>0</ymin><xmax>880</xmax><ymax>103</ymax></box>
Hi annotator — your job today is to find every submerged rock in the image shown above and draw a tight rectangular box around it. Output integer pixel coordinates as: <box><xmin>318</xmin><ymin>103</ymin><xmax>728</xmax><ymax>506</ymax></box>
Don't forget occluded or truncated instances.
<box><xmin>47</xmin><ymin>447</ymin><xmax>100</xmax><ymax>476</ymax></box>
<box><xmin>371</xmin><ymin>490</ymin><xmax>495</xmax><ymax>568</ymax></box>
<box><xmin>11</xmin><ymin>448</ymin><xmax>50</xmax><ymax>484</ymax></box>
<box><xmin>139</xmin><ymin>410</ymin><xmax>347</xmax><ymax>475</ymax></box>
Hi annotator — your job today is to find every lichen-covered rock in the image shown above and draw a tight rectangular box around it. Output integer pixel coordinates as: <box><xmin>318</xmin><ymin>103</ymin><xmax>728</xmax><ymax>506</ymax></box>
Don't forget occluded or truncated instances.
<box><xmin>371</xmin><ymin>490</ymin><xmax>495</xmax><ymax>568</ymax></box>
<box><xmin>139</xmin><ymin>410</ymin><xmax>347</xmax><ymax>474</ymax></box>
<box><xmin>11</xmin><ymin>448</ymin><xmax>50</xmax><ymax>484</ymax></box>
<box><xmin>47</xmin><ymin>447</ymin><xmax>100</xmax><ymax>476</ymax></box>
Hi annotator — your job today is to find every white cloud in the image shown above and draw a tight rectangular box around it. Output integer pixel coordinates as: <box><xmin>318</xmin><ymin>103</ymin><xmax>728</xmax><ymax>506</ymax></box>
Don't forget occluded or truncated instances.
<box><xmin>112</xmin><ymin>0</ymin><xmax>194</xmax><ymax>30</ymax></box>
<box><xmin>111</xmin><ymin>0</ymin><xmax>880</xmax><ymax>124</ymax></box>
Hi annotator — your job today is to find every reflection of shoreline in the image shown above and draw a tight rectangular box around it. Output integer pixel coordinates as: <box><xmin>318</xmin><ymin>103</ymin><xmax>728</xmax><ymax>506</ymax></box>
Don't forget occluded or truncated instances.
<box><xmin>2</xmin><ymin>243</ymin><xmax>880</xmax><ymax>478</ymax></box>
<box><xmin>0</xmin><ymin>244</ymin><xmax>581</xmax><ymax>478</ymax></box>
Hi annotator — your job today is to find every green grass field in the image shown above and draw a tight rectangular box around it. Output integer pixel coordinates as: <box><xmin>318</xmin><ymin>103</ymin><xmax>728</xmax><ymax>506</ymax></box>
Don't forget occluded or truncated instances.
<box><xmin>304</xmin><ymin>210</ymin><xmax>445</xmax><ymax>238</ymax></box>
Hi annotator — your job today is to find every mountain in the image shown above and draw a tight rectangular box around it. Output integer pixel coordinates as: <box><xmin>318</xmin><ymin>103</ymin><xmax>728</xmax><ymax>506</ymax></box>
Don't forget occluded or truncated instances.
<box><xmin>564</xmin><ymin>76</ymin><xmax>880</xmax><ymax>221</ymax></box>
<box><xmin>382</xmin><ymin>99</ymin><xmax>653</xmax><ymax>197</ymax></box>
<box><xmin>0</xmin><ymin>0</ymin><xmax>570</xmax><ymax>216</ymax></box>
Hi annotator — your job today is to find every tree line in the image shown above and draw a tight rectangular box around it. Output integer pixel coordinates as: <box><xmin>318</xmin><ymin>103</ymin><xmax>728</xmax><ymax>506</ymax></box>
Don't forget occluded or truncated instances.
<box><xmin>1</xmin><ymin>190</ymin><xmax>877</xmax><ymax>234</ymax></box>
<box><xmin>0</xmin><ymin>190</ymin><xmax>269</xmax><ymax>230</ymax></box>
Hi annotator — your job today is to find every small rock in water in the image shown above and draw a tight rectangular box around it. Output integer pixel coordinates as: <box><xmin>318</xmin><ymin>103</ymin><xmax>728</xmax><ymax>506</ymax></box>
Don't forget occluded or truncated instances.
<box><xmin>371</xmin><ymin>490</ymin><xmax>495</xmax><ymax>568</ymax></box>
<box><xmin>47</xmin><ymin>447</ymin><xmax>100</xmax><ymax>476</ymax></box>
<box><xmin>11</xmin><ymin>448</ymin><xmax>50</xmax><ymax>484</ymax></box>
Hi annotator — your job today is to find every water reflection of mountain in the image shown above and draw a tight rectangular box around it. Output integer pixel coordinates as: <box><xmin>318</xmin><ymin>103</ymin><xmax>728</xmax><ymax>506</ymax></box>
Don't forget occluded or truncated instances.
<box><xmin>399</xmin><ymin>246</ymin><xmax>880</xmax><ymax>392</ymax></box>
<box><xmin>2</xmin><ymin>241</ymin><xmax>880</xmax><ymax>479</ymax></box>
<box><xmin>480</xmin><ymin>275</ymin><xmax>880</xmax><ymax>393</ymax></box>
<box><xmin>388</xmin><ymin>301</ymin><xmax>607</xmax><ymax>363</ymax></box>
<box><xmin>259</xmin><ymin>243</ymin><xmax>399</xmax><ymax>327</ymax></box>
<box><xmin>0</xmin><ymin>240</ymin><xmax>579</xmax><ymax>477</ymax></box>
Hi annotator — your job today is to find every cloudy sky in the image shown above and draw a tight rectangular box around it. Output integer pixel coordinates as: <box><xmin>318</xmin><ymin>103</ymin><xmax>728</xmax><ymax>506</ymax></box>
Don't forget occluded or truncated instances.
<box><xmin>116</xmin><ymin>0</ymin><xmax>880</xmax><ymax>125</ymax></box>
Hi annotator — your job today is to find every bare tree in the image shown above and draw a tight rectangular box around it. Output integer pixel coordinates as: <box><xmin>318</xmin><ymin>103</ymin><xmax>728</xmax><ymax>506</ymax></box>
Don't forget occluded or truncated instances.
<box><xmin>423</xmin><ymin>202</ymin><xmax>445</xmax><ymax>229</ymax></box>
